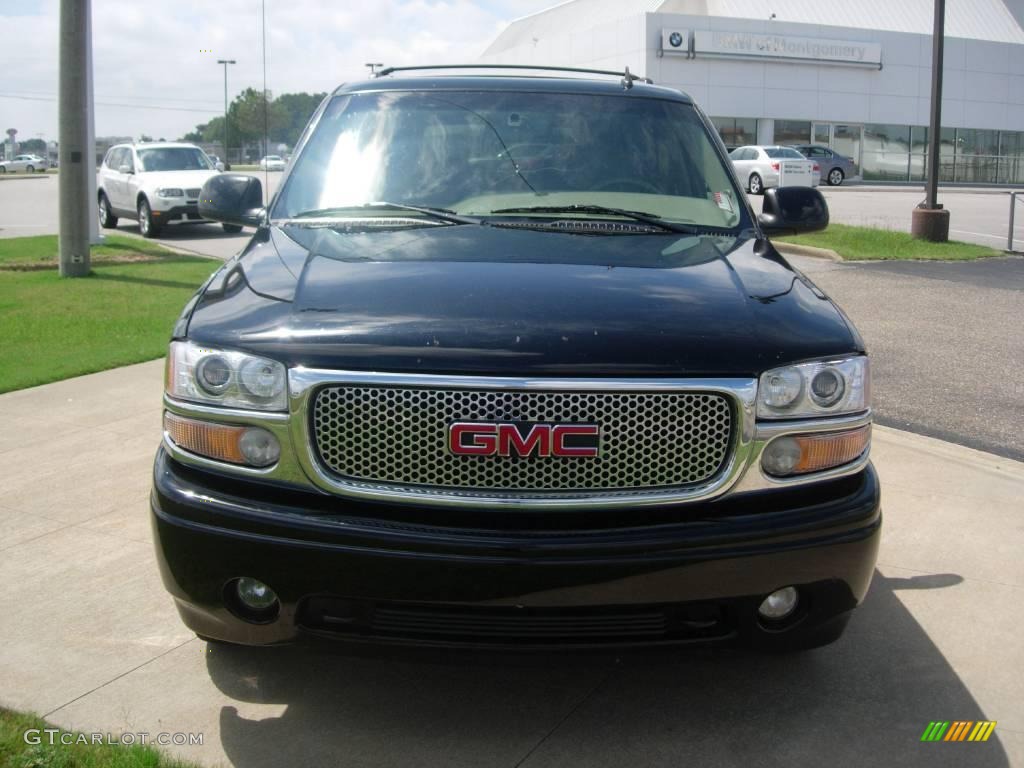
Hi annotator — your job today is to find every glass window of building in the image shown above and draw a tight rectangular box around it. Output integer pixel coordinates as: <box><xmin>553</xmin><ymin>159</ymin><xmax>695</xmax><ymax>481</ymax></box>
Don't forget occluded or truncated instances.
<box><xmin>774</xmin><ymin>120</ymin><xmax>812</xmax><ymax>146</ymax></box>
<box><xmin>862</xmin><ymin>124</ymin><xmax>910</xmax><ymax>181</ymax></box>
<box><xmin>710</xmin><ymin>117</ymin><xmax>758</xmax><ymax>150</ymax></box>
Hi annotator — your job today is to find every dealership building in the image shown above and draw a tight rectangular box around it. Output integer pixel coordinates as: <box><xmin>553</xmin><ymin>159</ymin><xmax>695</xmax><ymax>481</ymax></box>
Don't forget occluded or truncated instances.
<box><xmin>482</xmin><ymin>0</ymin><xmax>1024</xmax><ymax>184</ymax></box>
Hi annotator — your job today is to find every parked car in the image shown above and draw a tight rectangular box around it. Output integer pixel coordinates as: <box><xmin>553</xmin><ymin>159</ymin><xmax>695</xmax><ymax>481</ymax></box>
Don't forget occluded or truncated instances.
<box><xmin>729</xmin><ymin>145</ymin><xmax>819</xmax><ymax>194</ymax></box>
<box><xmin>96</xmin><ymin>142</ymin><xmax>236</xmax><ymax>237</ymax></box>
<box><xmin>792</xmin><ymin>144</ymin><xmax>857</xmax><ymax>186</ymax></box>
<box><xmin>156</xmin><ymin>67</ymin><xmax>877</xmax><ymax>653</ymax></box>
<box><xmin>259</xmin><ymin>155</ymin><xmax>286</xmax><ymax>171</ymax></box>
<box><xmin>0</xmin><ymin>154</ymin><xmax>49</xmax><ymax>173</ymax></box>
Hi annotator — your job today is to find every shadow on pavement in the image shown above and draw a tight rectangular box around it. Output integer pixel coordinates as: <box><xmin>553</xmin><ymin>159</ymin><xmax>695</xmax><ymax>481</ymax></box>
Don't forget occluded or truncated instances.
<box><xmin>204</xmin><ymin>570</ymin><xmax>1008</xmax><ymax>767</ymax></box>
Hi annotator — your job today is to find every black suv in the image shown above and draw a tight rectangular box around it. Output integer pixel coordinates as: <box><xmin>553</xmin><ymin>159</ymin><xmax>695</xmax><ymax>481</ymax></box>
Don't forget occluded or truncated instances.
<box><xmin>153</xmin><ymin>67</ymin><xmax>879</xmax><ymax>651</ymax></box>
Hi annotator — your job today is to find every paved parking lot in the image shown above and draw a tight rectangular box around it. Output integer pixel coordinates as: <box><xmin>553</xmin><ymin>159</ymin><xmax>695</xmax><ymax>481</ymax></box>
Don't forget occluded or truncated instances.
<box><xmin>792</xmin><ymin>254</ymin><xmax>1024</xmax><ymax>461</ymax></box>
<box><xmin>2</xmin><ymin>176</ymin><xmax>1021</xmax><ymax>250</ymax></box>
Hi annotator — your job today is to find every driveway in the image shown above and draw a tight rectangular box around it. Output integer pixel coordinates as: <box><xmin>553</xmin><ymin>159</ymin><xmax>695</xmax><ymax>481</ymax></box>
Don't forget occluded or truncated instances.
<box><xmin>0</xmin><ymin>362</ymin><xmax>1022</xmax><ymax>767</ymax></box>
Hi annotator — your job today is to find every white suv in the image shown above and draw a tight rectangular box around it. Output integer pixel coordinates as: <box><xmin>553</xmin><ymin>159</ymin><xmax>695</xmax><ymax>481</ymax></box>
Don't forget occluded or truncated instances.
<box><xmin>97</xmin><ymin>142</ymin><xmax>237</xmax><ymax>237</ymax></box>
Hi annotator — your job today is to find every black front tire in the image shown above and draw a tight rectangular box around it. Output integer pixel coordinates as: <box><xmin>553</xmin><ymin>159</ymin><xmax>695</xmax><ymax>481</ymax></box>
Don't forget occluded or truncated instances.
<box><xmin>828</xmin><ymin>168</ymin><xmax>845</xmax><ymax>186</ymax></box>
<box><xmin>138</xmin><ymin>197</ymin><xmax>162</xmax><ymax>238</ymax></box>
<box><xmin>221</xmin><ymin>223</ymin><xmax>243</xmax><ymax>234</ymax></box>
<box><xmin>749</xmin><ymin>173</ymin><xmax>763</xmax><ymax>195</ymax></box>
<box><xmin>98</xmin><ymin>193</ymin><xmax>118</xmax><ymax>229</ymax></box>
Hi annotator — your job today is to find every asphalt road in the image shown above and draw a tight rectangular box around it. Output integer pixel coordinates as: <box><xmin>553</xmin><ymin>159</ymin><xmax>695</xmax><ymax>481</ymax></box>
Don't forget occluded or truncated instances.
<box><xmin>791</xmin><ymin>253</ymin><xmax>1024</xmax><ymax>461</ymax></box>
<box><xmin>2</xmin><ymin>175</ymin><xmax>1021</xmax><ymax>459</ymax></box>
<box><xmin>0</xmin><ymin>171</ymin><xmax>282</xmax><ymax>260</ymax></box>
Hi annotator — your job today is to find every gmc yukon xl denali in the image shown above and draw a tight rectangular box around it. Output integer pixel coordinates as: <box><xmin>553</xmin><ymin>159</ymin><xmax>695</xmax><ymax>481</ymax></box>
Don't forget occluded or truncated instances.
<box><xmin>152</xmin><ymin>67</ymin><xmax>880</xmax><ymax>652</ymax></box>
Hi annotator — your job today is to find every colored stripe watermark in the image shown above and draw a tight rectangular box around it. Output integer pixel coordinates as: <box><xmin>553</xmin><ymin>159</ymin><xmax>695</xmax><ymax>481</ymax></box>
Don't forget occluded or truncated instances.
<box><xmin>921</xmin><ymin>721</ymin><xmax>997</xmax><ymax>742</ymax></box>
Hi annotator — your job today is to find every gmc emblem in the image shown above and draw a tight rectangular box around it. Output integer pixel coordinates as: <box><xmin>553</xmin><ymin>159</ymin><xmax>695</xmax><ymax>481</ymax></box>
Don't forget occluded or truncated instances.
<box><xmin>448</xmin><ymin>422</ymin><xmax>600</xmax><ymax>458</ymax></box>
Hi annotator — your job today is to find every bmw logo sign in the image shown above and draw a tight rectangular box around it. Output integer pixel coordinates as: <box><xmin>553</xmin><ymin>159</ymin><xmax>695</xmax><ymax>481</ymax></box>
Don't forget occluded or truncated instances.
<box><xmin>669</xmin><ymin>32</ymin><xmax>683</xmax><ymax>48</ymax></box>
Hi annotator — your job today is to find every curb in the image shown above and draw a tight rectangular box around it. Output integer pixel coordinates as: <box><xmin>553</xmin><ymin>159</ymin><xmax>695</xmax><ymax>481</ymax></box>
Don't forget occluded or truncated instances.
<box><xmin>773</xmin><ymin>242</ymin><xmax>843</xmax><ymax>262</ymax></box>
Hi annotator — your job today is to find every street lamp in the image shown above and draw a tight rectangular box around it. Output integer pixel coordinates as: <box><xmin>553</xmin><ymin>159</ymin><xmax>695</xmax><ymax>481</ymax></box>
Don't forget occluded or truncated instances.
<box><xmin>217</xmin><ymin>59</ymin><xmax>236</xmax><ymax>168</ymax></box>
<box><xmin>365</xmin><ymin>62</ymin><xmax>384</xmax><ymax>76</ymax></box>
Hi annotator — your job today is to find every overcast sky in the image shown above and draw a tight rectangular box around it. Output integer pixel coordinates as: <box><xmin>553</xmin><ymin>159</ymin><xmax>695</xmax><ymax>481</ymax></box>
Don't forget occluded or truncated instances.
<box><xmin>1</xmin><ymin>0</ymin><xmax>554</xmax><ymax>142</ymax></box>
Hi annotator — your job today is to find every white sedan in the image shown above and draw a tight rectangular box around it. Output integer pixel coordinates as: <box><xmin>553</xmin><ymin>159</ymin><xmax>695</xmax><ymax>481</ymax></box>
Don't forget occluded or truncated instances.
<box><xmin>0</xmin><ymin>154</ymin><xmax>49</xmax><ymax>173</ymax></box>
<box><xmin>729</xmin><ymin>146</ymin><xmax>819</xmax><ymax>194</ymax></box>
<box><xmin>259</xmin><ymin>155</ymin><xmax>286</xmax><ymax>171</ymax></box>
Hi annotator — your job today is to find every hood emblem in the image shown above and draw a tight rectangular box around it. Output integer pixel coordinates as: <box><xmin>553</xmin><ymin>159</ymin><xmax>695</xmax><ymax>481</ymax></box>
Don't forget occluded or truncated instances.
<box><xmin>448</xmin><ymin>422</ymin><xmax>600</xmax><ymax>458</ymax></box>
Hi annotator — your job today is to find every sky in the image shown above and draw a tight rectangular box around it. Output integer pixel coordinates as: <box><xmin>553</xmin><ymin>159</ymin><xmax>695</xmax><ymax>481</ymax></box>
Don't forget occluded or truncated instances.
<box><xmin>0</xmin><ymin>0</ymin><xmax>555</xmax><ymax>142</ymax></box>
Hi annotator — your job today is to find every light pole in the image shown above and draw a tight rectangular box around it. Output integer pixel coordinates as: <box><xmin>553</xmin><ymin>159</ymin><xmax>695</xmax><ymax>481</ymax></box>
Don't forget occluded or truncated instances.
<box><xmin>911</xmin><ymin>0</ymin><xmax>950</xmax><ymax>241</ymax></box>
<box><xmin>365</xmin><ymin>62</ymin><xmax>384</xmax><ymax>76</ymax></box>
<box><xmin>217</xmin><ymin>59</ymin><xmax>236</xmax><ymax>168</ymax></box>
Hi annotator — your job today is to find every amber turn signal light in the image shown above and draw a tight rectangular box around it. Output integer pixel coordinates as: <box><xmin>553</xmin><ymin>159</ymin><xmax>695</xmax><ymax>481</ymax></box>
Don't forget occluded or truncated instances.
<box><xmin>761</xmin><ymin>425</ymin><xmax>871</xmax><ymax>477</ymax></box>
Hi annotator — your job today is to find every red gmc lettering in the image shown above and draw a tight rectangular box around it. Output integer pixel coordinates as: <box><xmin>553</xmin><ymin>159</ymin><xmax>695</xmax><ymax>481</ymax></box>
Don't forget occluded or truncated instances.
<box><xmin>449</xmin><ymin>423</ymin><xmax>599</xmax><ymax>458</ymax></box>
<box><xmin>448</xmin><ymin>423</ymin><xmax>497</xmax><ymax>455</ymax></box>
<box><xmin>551</xmin><ymin>424</ymin><xmax>600</xmax><ymax>457</ymax></box>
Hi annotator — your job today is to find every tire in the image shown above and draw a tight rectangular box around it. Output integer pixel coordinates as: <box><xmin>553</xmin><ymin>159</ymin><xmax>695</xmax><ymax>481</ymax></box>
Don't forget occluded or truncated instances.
<box><xmin>98</xmin><ymin>193</ymin><xmax>118</xmax><ymax>229</ymax></box>
<box><xmin>748</xmin><ymin>173</ymin><xmax>763</xmax><ymax>195</ymax></box>
<box><xmin>138</xmin><ymin>197</ymin><xmax>162</xmax><ymax>238</ymax></box>
<box><xmin>25</xmin><ymin>165</ymin><xmax>34</xmax><ymax>173</ymax></box>
<box><xmin>221</xmin><ymin>223</ymin><xmax>243</xmax><ymax>234</ymax></box>
<box><xmin>827</xmin><ymin>168</ymin><xmax>845</xmax><ymax>186</ymax></box>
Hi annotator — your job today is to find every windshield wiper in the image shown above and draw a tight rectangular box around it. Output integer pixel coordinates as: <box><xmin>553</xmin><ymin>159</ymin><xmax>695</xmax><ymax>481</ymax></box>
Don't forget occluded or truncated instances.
<box><xmin>288</xmin><ymin>202</ymin><xmax>482</xmax><ymax>226</ymax></box>
<box><xmin>488</xmin><ymin>205</ymin><xmax>703</xmax><ymax>234</ymax></box>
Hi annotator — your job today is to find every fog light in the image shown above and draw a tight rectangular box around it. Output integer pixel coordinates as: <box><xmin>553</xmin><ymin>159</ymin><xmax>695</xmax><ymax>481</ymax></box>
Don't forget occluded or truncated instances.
<box><xmin>238</xmin><ymin>427</ymin><xmax>280</xmax><ymax>467</ymax></box>
<box><xmin>236</xmin><ymin>577</ymin><xmax>278</xmax><ymax>612</ymax></box>
<box><xmin>758</xmin><ymin>586</ymin><xmax>799</xmax><ymax>620</ymax></box>
<box><xmin>761</xmin><ymin>436</ymin><xmax>802</xmax><ymax>476</ymax></box>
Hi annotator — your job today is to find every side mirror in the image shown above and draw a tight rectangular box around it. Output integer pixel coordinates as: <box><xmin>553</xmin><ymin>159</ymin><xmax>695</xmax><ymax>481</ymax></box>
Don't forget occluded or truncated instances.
<box><xmin>199</xmin><ymin>173</ymin><xmax>264</xmax><ymax>228</ymax></box>
<box><xmin>758</xmin><ymin>187</ymin><xmax>829</xmax><ymax>236</ymax></box>
<box><xmin>215</xmin><ymin>161</ymin><xmax>225</xmax><ymax>172</ymax></box>
<box><xmin>118</xmin><ymin>164</ymin><xmax>133</xmax><ymax>174</ymax></box>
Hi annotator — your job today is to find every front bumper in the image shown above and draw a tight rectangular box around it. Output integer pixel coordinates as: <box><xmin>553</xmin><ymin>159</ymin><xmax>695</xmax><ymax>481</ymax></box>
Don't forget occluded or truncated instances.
<box><xmin>151</xmin><ymin>202</ymin><xmax>204</xmax><ymax>223</ymax></box>
<box><xmin>151</xmin><ymin>448</ymin><xmax>881</xmax><ymax>650</ymax></box>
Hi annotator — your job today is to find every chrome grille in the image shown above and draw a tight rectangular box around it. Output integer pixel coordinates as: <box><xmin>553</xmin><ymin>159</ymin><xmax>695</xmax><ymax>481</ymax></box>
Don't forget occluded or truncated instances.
<box><xmin>311</xmin><ymin>386</ymin><xmax>733</xmax><ymax>492</ymax></box>
<box><xmin>185</xmin><ymin>188</ymin><xmax>200</xmax><ymax>199</ymax></box>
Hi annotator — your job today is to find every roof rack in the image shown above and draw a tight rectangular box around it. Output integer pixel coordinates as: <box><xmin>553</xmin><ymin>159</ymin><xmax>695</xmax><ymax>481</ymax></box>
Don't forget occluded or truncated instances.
<box><xmin>373</xmin><ymin>64</ymin><xmax>653</xmax><ymax>88</ymax></box>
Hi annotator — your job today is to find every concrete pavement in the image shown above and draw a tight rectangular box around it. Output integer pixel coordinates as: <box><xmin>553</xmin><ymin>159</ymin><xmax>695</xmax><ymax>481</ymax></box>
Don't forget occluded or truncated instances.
<box><xmin>1</xmin><ymin>361</ymin><xmax>1021</xmax><ymax>767</ymax></box>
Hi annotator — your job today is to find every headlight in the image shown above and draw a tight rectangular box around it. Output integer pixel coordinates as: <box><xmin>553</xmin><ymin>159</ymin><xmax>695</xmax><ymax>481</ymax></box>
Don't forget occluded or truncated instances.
<box><xmin>166</xmin><ymin>340</ymin><xmax>287</xmax><ymax>411</ymax></box>
<box><xmin>757</xmin><ymin>357</ymin><xmax>869</xmax><ymax>419</ymax></box>
<box><xmin>157</xmin><ymin>187</ymin><xmax>184</xmax><ymax>197</ymax></box>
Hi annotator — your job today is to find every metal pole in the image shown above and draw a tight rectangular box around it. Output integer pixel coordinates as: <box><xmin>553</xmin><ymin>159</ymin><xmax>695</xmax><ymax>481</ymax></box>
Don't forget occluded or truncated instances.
<box><xmin>217</xmin><ymin>59</ymin><xmax>235</xmax><ymax>167</ymax></box>
<box><xmin>925</xmin><ymin>0</ymin><xmax>945</xmax><ymax>209</ymax></box>
<box><xmin>85</xmin><ymin>0</ymin><xmax>99</xmax><ymax>244</ymax></box>
<box><xmin>58</xmin><ymin>0</ymin><xmax>90</xmax><ymax>277</ymax></box>
<box><xmin>1010</xmin><ymin>192</ymin><xmax>1018</xmax><ymax>252</ymax></box>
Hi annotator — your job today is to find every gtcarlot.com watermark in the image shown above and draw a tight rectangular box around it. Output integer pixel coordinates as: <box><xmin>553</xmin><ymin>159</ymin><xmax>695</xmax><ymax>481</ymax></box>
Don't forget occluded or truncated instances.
<box><xmin>24</xmin><ymin>728</ymin><xmax>204</xmax><ymax>747</ymax></box>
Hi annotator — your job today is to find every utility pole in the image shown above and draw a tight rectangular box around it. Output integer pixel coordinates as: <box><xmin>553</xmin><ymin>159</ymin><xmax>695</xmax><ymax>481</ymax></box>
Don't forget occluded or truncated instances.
<box><xmin>58</xmin><ymin>0</ymin><xmax>90</xmax><ymax>277</ymax></box>
<box><xmin>911</xmin><ymin>0</ymin><xmax>950</xmax><ymax>241</ymax></box>
<box><xmin>217</xmin><ymin>59</ymin><xmax>236</xmax><ymax>168</ymax></box>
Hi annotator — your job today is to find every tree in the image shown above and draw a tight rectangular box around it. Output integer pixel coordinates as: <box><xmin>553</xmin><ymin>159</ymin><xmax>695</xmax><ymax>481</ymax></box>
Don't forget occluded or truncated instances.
<box><xmin>20</xmin><ymin>138</ymin><xmax>48</xmax><ymax>154</ymax></box>
<box><xmin>274</xmin><ymin>91</ymin><xmax>327</xmax><ymax>146</ymax></box>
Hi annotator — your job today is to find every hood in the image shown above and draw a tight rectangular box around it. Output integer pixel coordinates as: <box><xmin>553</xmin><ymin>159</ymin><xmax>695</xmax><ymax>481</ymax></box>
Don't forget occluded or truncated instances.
<box><xmin>186</xmin><ymin>224</ymin><xmax>861</xmax><ymax>377</ymax></box>
<box><xmin>138</xmin><ymin>169</ymin><xmax>219</xmax><ymax>189</ymax></box>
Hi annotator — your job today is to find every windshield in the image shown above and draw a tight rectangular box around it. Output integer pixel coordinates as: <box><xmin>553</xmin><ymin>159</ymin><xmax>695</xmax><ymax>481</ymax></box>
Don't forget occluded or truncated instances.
<box><xmin>137</xmin><ymin>147</ymin><xmax>212</xmax><ymax>172</ymax></box>
<box><xmin>273</xmin><ymin>91</ymin><xmax>746</xmax><ymax>230</ymax></box>
<box><xmin>765</xmin><ymin>148</ymin><xmax>806</xmax><ymax>159</ymax></box>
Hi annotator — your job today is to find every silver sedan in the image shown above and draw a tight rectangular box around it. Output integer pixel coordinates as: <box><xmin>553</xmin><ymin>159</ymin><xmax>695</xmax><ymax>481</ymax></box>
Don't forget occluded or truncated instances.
<box><xmin>729</xmin><ymin>146</ymin><xmax>820</xmax><ymax>194</ymax></box>
<box><xmin>792</xmin><ymin>145</ymin><xmax>857</xmax><ymax>186</ymax></box>
<box><xmin>0</xmin><ymin>154</ymin><xmax>49</xmax><ymax>173</ymax></box>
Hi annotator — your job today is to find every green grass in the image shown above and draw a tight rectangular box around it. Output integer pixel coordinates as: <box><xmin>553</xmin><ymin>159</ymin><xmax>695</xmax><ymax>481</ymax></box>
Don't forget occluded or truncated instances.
<box><xmin>776</xmin><ymin>222</ymin><xmax>1004</xmax><ymax>261</ymax></box>
<box><xmin>0</xmin><ymin>235</ymin><xmax>177</xmax><ymax>268</ymax></box>
<box><xmin>0</xmin><ymin>236</ymin><xmax>217</xmax><ymax>393</ymax></box>
<box><xmin>0</xmin><ymin>707</ymin><xmax>203</xmax><ymax>768</ymax></box>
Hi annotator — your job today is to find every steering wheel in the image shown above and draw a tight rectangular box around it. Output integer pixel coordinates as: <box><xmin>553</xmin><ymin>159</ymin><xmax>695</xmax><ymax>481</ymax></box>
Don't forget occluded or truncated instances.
<box><xmin>594</xmin><ymin>177</ymin><xmax>660</xmax><ymax>193</ymax></box>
